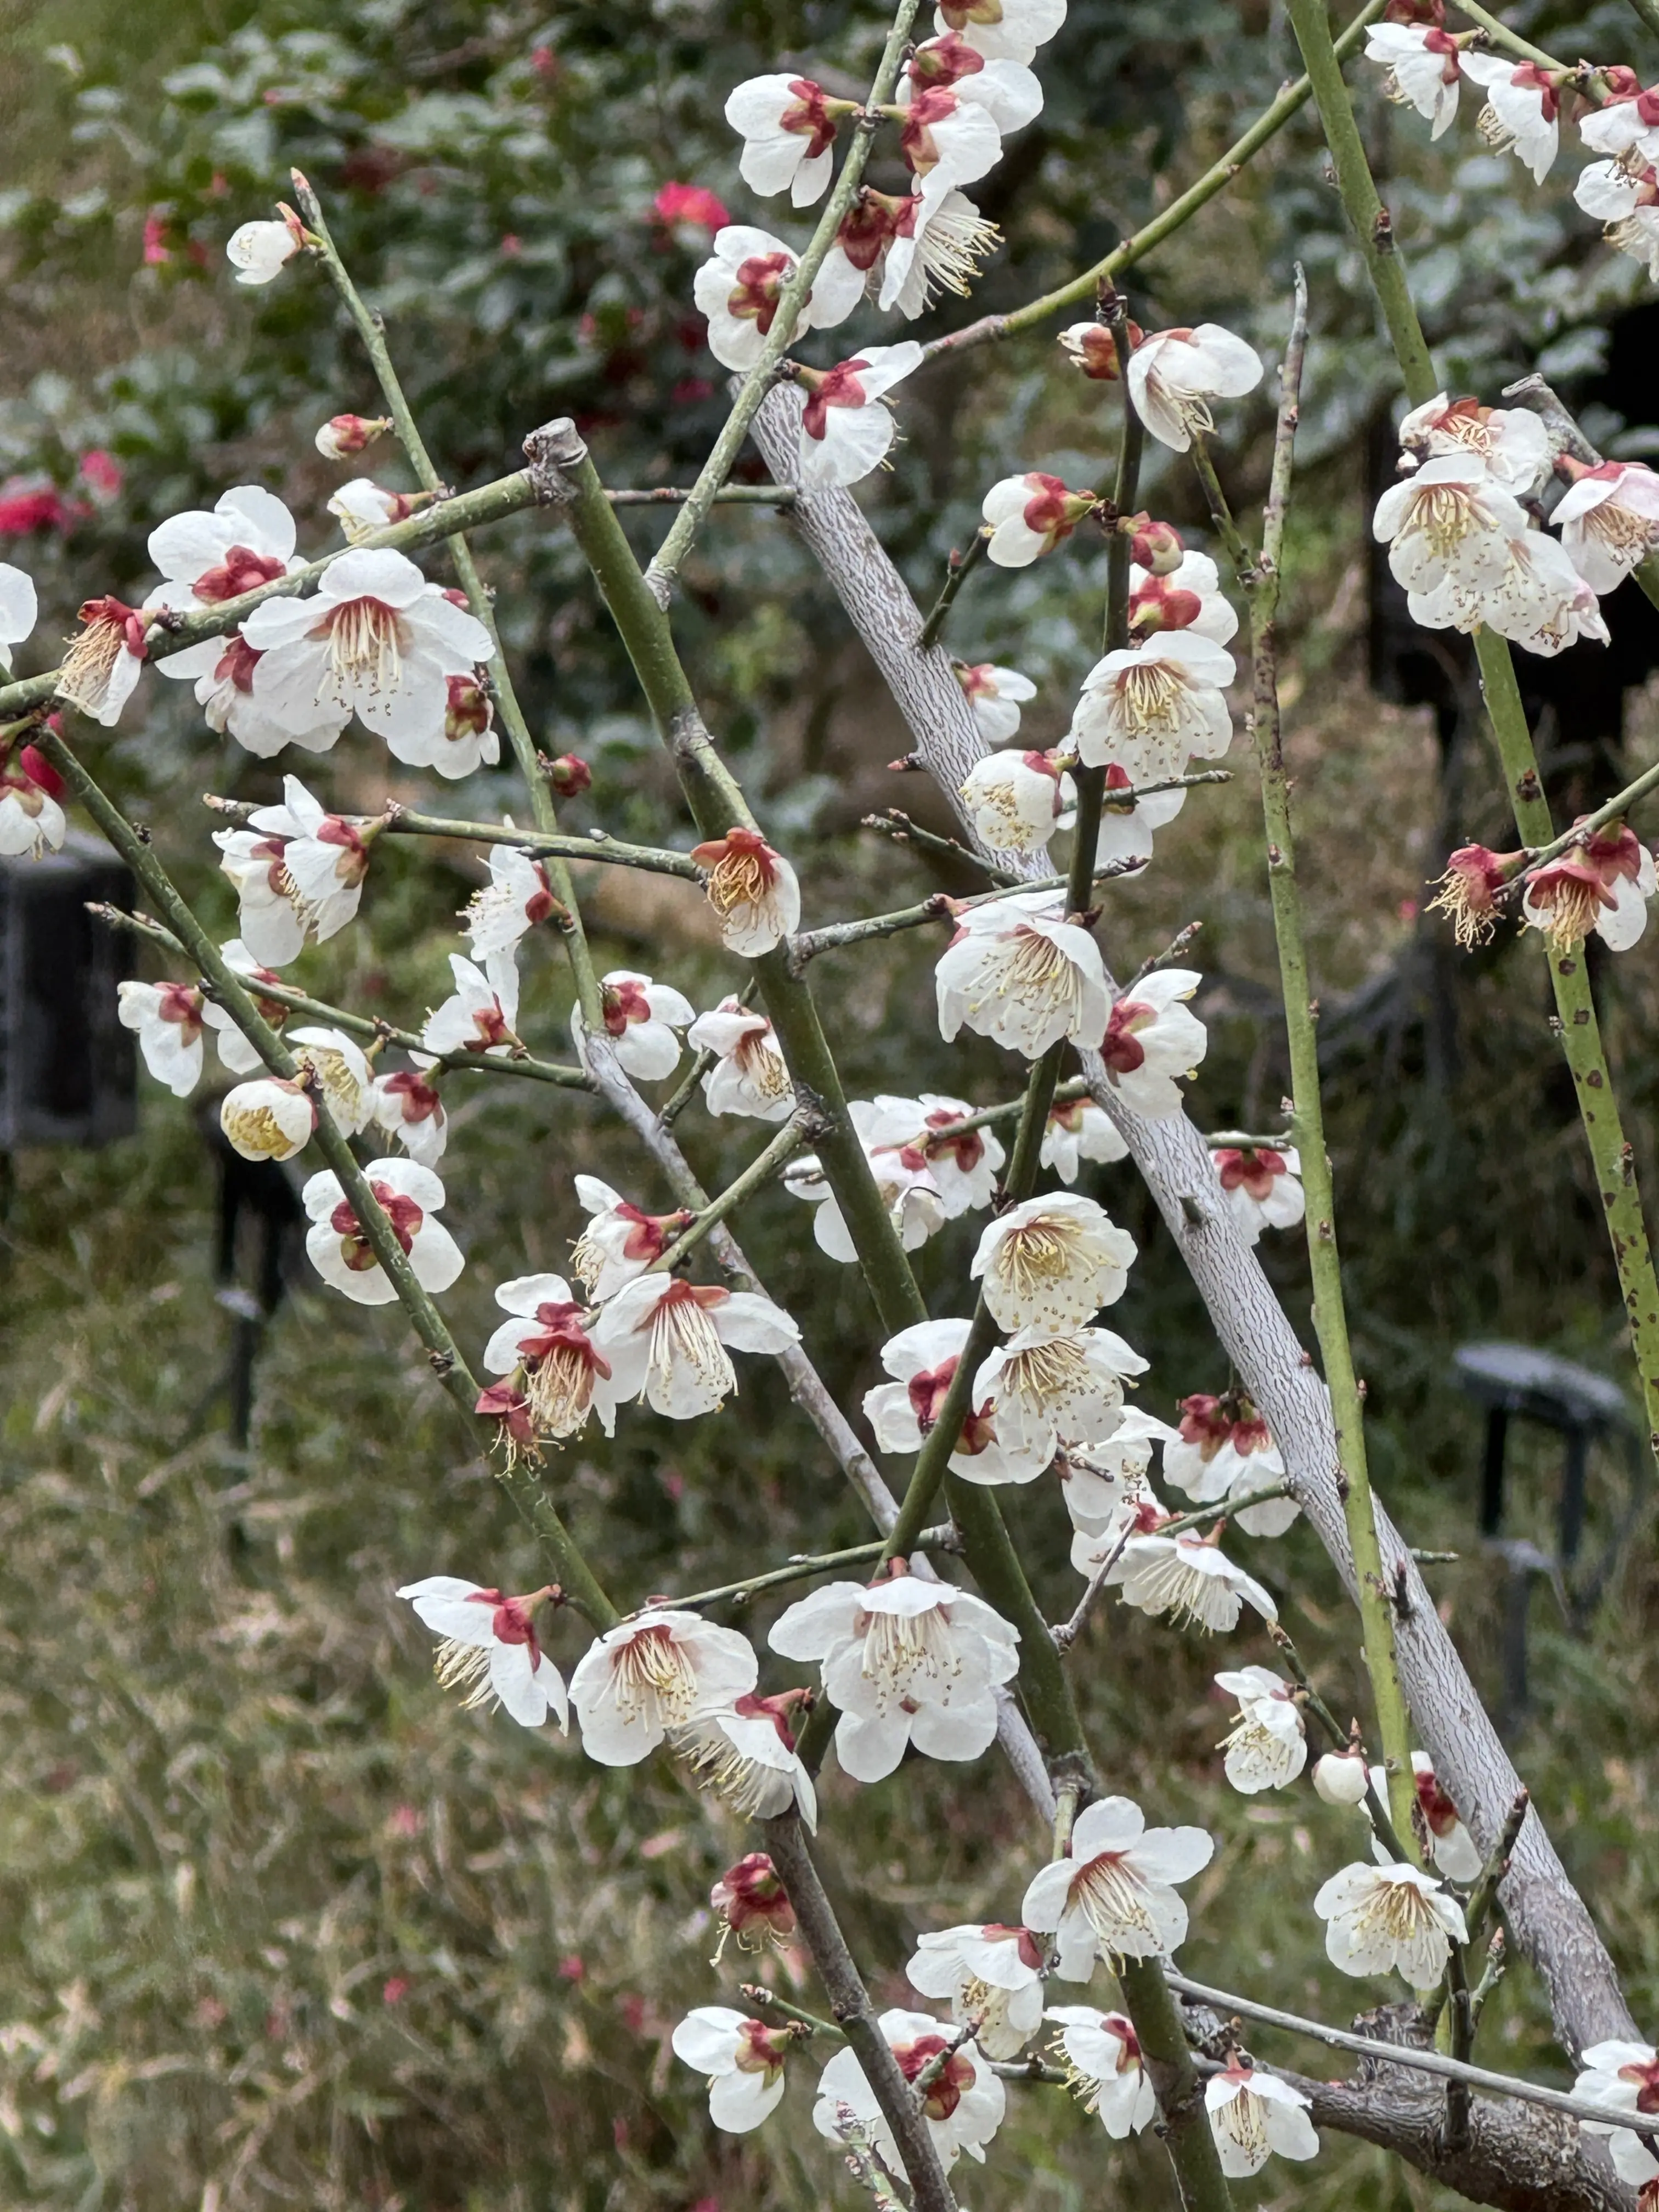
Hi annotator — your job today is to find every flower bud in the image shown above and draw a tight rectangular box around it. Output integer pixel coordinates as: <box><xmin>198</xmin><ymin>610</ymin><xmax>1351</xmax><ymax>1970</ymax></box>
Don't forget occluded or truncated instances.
<box><xmin>1058</xmin><ymin>320</ymin><xmax>1144</xmax><ymax>381</ymax></box>
<box><xmin>710</xmin><ymin>1850</ymin><xmax>795</xmax><ymax>1950</ymax></box>
<box><xmin>1126</xmin><ymin>514</ymin><xmax>1184</xmax><ymax>574</ymax></box>
<box><xmin>444</xmin><ymin>675</ymin><xmax>493</xmax><ymax>746</ymax></box>
<box><xmin>314</xmin><ymin>413</ymin><xmax>392</xmax><ymax>459</ymax></box>
<box><xmin>220</xmin><ymin>1075</ymin><xmax>315</xmax><ymax>1162</ymax></box>
<box><xmin>1312</xmin><ymin>1750</ymin><xmax>1369</xmax><ymax>1806</ymax></box>
<box><xmin>545</xmin><ymin>752</ymin><xmax>592</xmax><ymax>799</ymax></box>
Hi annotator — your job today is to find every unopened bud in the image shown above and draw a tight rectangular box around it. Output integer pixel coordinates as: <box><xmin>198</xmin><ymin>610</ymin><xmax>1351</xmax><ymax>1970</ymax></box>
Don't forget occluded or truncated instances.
<box><xmin>444</xmin><ymin>674</ymin><xmax>493</xmax><ymax>745</ymax></box>
<box><xmin>314</xmin><ymin>413</ymin><xmax>393</xmax><ymax>459</ymax></box>
<box><xmin>545</xmin><ymin>752</ymin><xmax>592</xmax><ymax>798</ymax></box>
<box><xmin>1058</xmin><ymin>320</ymin><xmax>1143</xmax><ymax>381</ymax></box>
<box><xmin>1126</xmin><ymin>515</ymin><xmax>1184</xmax><ymax>574</ymax></box>
<box><xmin>1312</xmin><ymin>1751</ymin><xmax>1369</xmax><ymax>1806</ymax></box>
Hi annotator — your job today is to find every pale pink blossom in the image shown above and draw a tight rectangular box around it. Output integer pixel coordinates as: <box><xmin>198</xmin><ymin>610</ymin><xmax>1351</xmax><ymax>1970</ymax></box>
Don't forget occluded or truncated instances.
<box><xmin>0</xmin><ymin>742</ymin><xmax>65</xmax><ymax>858</ymax></box>
<box><xmin>1215</xmin><ymin>1666</ymin><xmax>1307</xmax><ymax>1793</ymax></box>
<box><xmin>863</xmin><ymin>1316</ymin><xmax>1048</xmax><ymax>1485</ymax></box>
<box><xmin>1206</xmin><ymin>2062</ymin><xmax>1319</xmax><ymax>2175</ymax></box>
<box><xmin>769</xmin><ymin>1564</ymin><xmax>1019</xmax><ymax>1782</ymax></box>
<box><xmin>589</xmin><ymin>1274</ymin><xmax>800</xmax><ymax>1419</ymax></box>
<box><xmin>197</xmin><ymin>940</ymin><xmax>284</xmax><ymax>1076</ymax></box>
<box><xmin>672</xmin><ymin>1693</ymin><xmax>818</xmax><ymax>1826</ymax></box>
<box><xmin>1314</xmin><ymin>1861</ymin><xmax>1467</xmax><ymax>1989</ymax></box>
<box><xmin>430</xmin><ymin>670</ymin><xmax>500</xmax><ymax>780</ymax></box>
<box><xmin>904</xmin><ymin>32</ymin><xmax>1043</xmax><ymax>137</ymax></box>
<box><xmin>794</xmin><ymin>342</ymin><xmax>923</xmax><ymax>490</ymax></box>
<box><xmin>686</xmin><ymin>997</ymin><xmax>794</xmax><ymax>1121</ymax></box>
<box><xmin>933</xmin><ymin>0</ymin><xmax>1066</xmax><ymax>66</ymax></box>
<box><xmin>369</xmin><ymin>1067</ymin><xmax>447</xmax><ymax>1166</ymax></box>
<box><xmin>907</xmin><ymin>1922</ymin><xmax>1046</xmax><ymax>2058</ymax></box>
<box><xmin>895</xmin><ymin>82</ymin><xmax>1007</xmax><ymax>191</ymax></box>
<box><xmin>1210</xmin><ymin>1143</ymin><xmax>1305</xmax><ymax>1245</ymax></box>
<box><xmin>1397</xmin><ymin>393</ymin><xmax>1550</xmax><ymax>494</ymax></box>
<box><xmin>1363</xmin><ymin>21</ymin><xmax>1465</xmax><ymax>137</ymax></box>
<box><xmin>422</xmin><ymin>951</ymin><xmax>520</xmax><ymax>1058</ymax></box>
<box><xmin>814</xmin><ymin>2008</ymin><xmax>1006</xmax><ymax>2168</ymax></box>
<box><xmin>723</xmin><ymin>76</ymin><xmax>844</xmax><ymax>207</ymax></box>
<box><xmin>569</xmin><ymin>1175</ymin><xmax>693</xmax><ymax>1300</ymax></box>
<box><xmin>691</xmin><ymin>825</ymin><xmax>800</xmax><ymax>954</ymax></box>
<box><xmin>397</xmin><ymin>1575</ymin><xmax>567</xmax><ymax>1729</ymax></box>
<box><xmin>955</xmin><ymin>659</ymin><xmax>1036</xmax><ymax>744</ymax></box>
<box><xmin>571</xmin><ymin>968</ymin><xmax>694</xmax><ymax>1081</ymax></box>
<box><xmin>1582</xmin><ymin>76</ymin><xmax>1659</xmax><ymax>163</ymax></box>
<box><xmin>982</xmin><ymin>471</ymin><xmax>1096</xmax><ymax>566</ymax></box>
<box><xmin>1126</xmin><ymin>325</ymin><xmax>1263</xmax><ymax>454</ymax></box>
<box><xmin>301</xmin><ymin>1158</ymin><xmax>464</xmax><ymax>1305</ymax></box>
<box><xmin>972</xmin><ymin>1191</ymin><xmax>1136</xmax><ymax>1334</ymax></box>
<box><xmin>1522</xmin><ymin>821</ymin><xmax>1656</xmax><ymax>952</ymax></box>
<box><xmin>1058</xmin><ymin>319</ymin><xmax>1138</xmax><ymax>382</ymax></box>
<box><xmin>462</xmin><ymin>844</ymin><xmax>562</xmax><ymax>958</ymax></box>
<box><xmin>56</xmin><ymin>596</ymin><xmax>145</xmax><ymax>726</ymax></box>
<box><xmin>570</xmin><ymin>1609</ymin><xmax>756</xmax><ymax>1765</ymax></box>
<box><xmin>935</xmin><ymin>890</ymin><xmax>1109</xmax><ymax>1057</ymax></box>
<box><xmin>1046</xmin><ymin>2007</ymin><xmax>1156</xmax><ymax>2136</ymax></box>
<box><xmin>1095</xmin><ymin>970</ymin><xmax>1208</xmax><ymax>1119</ymax></box>
<box><xmin>118</xmin><ymin>979</ymin><xmax>205</xmax><ymax>1096</ymax></box>
<box><xmin>672</xmin><ymin>2007</ymin><xmax>794</xmax><ymax>2132</ymax></box>
<box><xmin>1041</xmin><ymin>1095</ymin><xmax>1130</xmax><ymax>1182</ymax></box>
<box><xmin>959</xmin><ymin>748</ymin><xmax>1073</xmax><ymax>851</ymax></box>
<box><xmin>1164</xmin><ymin>1390</ymin><xmax>1297</xmax><ymax>1536</ymax></box>
<box><xmin>240</xmin><ymin>546</ymin><xmax>494</xmax><ymax>760</ymax></box>
<box><xmin>226</xmin><ymin>208</ymin><xmax>304</xmax><ymax>284</ymax></box>
<box><xmin>1071</xmin><ymin>631</ymin><xmax>1235</xmax><ymax>782</ymax></box>
<box><xmin>1554</xmin><ymin>460</ymin><xmax>1659</xmax><ymax>593</ymax></box>
<box><xmin>482</xmin><ymin>1271</ymin><xmax>619</xmax><ymax>1441</ymax></box>
<box><xmin>1022</xmin><ymin>1794</ymin><xmax>1214</xmax><ymax>1975</ymax></box>
<box><xmin>219</xmin><ymin>1075</ymin><xmax>315</xmax><ymax>1161</ymax></box>
<box><xmin>1460</xmin><ymin>54</ymin><xmax>1560</xmax><ymax>182</ymax></box>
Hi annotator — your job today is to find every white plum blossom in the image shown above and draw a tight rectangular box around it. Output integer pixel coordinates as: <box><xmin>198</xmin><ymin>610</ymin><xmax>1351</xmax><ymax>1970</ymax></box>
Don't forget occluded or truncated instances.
<box><xmin>397</xmin><ymin>1576</ymin><xmax>567</xmax><ymax>1730</ymax></box>
<box><xmin>895</xmin><ymin>82</ymin><xmax>1006</xmax><ymax>193</ymax></box>
<box><xmin>197</xmin><ymin>940</ymin><xmax>284</xmax><ymax>1076</ymax></box>
<box><xmin>693</xmin><ymin>227</ymin><xmax>855</xmax><ymax>373</ymax></box>
<box><xmin>1373</xmin><ymin>455</ymin><xmax>1528</xmax><ymax>610</ymax></box>
<box><xmin>57</xmin><ymin>596</ymin><xmax>145</xmax><ymax>726</ymax></box>
<box><xmin>144</xmin><ymin>486</ymin><xmax>302</xmax><ymax>620</ymax></box>
<box><xmin>858</xmin><ymin>1092</ymin><xmax>1005</xmax><ymax>1216</ymax></box>
<box><xmin>1396</xmin><ymin>394</ymin><xmax>1550</xmax><ymax>495</ymax></box>
<box><xmin>1042</xmin><ymin>1094</ymin><xmax>1130</xmax><ymax>1182</ymax></box>
<box><xmin>286</xmin><ymin>1024</ymin><xmax>375</xmax><ymax>1136</ymax></box>
<box><xmin>214</xmin><ymin>784</ymin><xmax>361</xmax><ymax>969</ymax></box>
<box><xmin>0</xmin><ymin>561</ymin><xmax>37</xmax><ymax>672</ymax></box>
<box><xmin>1128</xmin><ymin>548</ymin><xmax>1239</xmax><ymax>646</ymax></box>
<box><xmin>691</xmin><ymin>826</ymin><xmax>800</xmax><ymax>955</ymax></box>
<box><xmin>239</xmin><ymin>546</ymin><xmax>494</xmax><ymax>762</ymax></box>
<box><xmin>1103</xmin><ymin>1525</ymin><xmax>1279</xmax><ymax>1632</ymax></box>
<box><xmin>1205</xmin><ymin>2062</ymin><xmax>1320</xmax><ymax>2176</ymax></box>
<box><xmin>369</xmin><ymin>1068</ymin><xmax>447</xmax><ymax>1166</ymax></box>
<box><xmin>462</xmin><ymin>844</ymin><xmax>562</xmax><ymax>958</ymax></box>
<box><xmin>672</xmin><ymin>1693</ymin><xmax>818</xmax><ymax>1826</ymax></box>
<box><xmin>956</xmin><ymin>659</ymin><xmax>1037</xmax><ymax>744</ymax></box>
<box><xmin>1371</xmin><ymin>1753</ymin><xmax>1483</xmax><ymax>1883</ymax></box>
<box><xmin>1215</xmin><ymin>1667</ymin><xmax>1307</xmax><ymax>1793</ymax></box>
<box><xmin>863</xmin><ymin>1317</ymin><xmax>1047</xmax><ymax>1485</ymax></box>
<box><xmin>570</xmin><ymin>1175</ymin><xmax>693</xmax><ymax>1300</ymax></box>
<box><xmin>877</xmin><ymin>178</ymin><xmax>1003</xmax><ymax>317</ymax></box>
<box><xmin>571</xmin><ymin>968</ymin><xmax>695</xmax><ymax>1081</ymax></box>
<box><xmin>672</xmin><ymin>2007</ymin><xmax>794</xmax><ymax>2133</ymax></box>
<box><xmin>786</xmin><ymin>1114</ymin><xmax>949</xmax><ymax>1263</ymax></box>
<box><xmin>1060</xmin><ymin>1409</ymin><xmax>1178</xmax><ymax>1534</ymax></box>
<box><xmin>301</xmin><ymin>1158</ymin><xmax>464</xmax><ymax>1306</ymax></box>
<box><xmin>982</xmin><ymin>471</ymin><xmax>1096</xmax><ymax>566</ymax></box>
<box><xmin>687</xmin><ymin>996</ymin><xmax>794</xmax><ymax>1121</ymax></box>
<box><xmin>1210</xmin><ymin>1144</ymin><xmax>1305</xmax><ymax>1244</ymax></box>
<box><xmin>814</xmin><ymin>2008</ymin><xmax>1006</xmax><ymax>2168</ymax></box>
<box><xmin>972</xmin><ymin>1192</ymin><xmax>1136</xmax><ymax>1335</ymax></box>
<box><xmin>975</xmin><ymin>1324</ymin><xmax>1146</xmax><ymax>1467</ymax></box>
<box><xmin>158</xmin><ymin>628</ymin><xmax>348</xmax><ymax>757</ymax></box>
<box><xmin>1522</xmin><ymin>822</ymin><xmax>1657</xmax><ymax>953</ymax></box>
<box><xmin>226</xmin><ymin>209</ymin><xmax>303</xmax><ymax>284</ymax></box>
<box><xmin>1163</xmin><ymin>1391</ymin><xmax>1296</xmax><ymax>1536</ymax></box>
<box><xmin>1581</xmin><ymin>74</ymin><xmax>1659</xmax><ymax>161</ymax></box>
<box><xmin>907</xmin><ymin>1923</ymin><xmax>1046</xmax><ymax>2058</ymax></box>
<box><xmin>1314</xmin><ymin>1861</ymin><xmax>1468</xmax><ymax>1990</ymax></box>
<box><xmin>1574</xmin><ymin>157</ymin><xmax>1659</xmax><ymax>281</ymax></box>
<box><xmin>1094</xmin><ymin>970</ymin><xmax>1209</xmax><ymax>1120</ymax></box>
<box><xmin>1126</xmin><ymin>325</ymin><xmax>1264</xmax><ymax>454</ymax></box>
<box><xmin>959</xmin><ymin>748</ymin><xmax>1073</xmax><ymax>853</ymax></box>
<box><xmin>1573</xmin><ymin>2040</ymin><xmax>1659</xmax><ymax>2188</ymax></box>
<box><xmin>219</xmin><ymin>1075</ymin><xmax>315</xmax><ymax>1161</ymax></box>
<box><xmin>724</xmin><ymin>77</ymin><xmax>843</xmax><ymax>207</ymax></box>
<box><xmin>589</xmin><ymin>1274</ymin><xmax>800</xmax><ymax>1419</ymax></box>
<box><xmin>569</xmin><ymin>1610</ymin><xmax>756</xmax><ymax>1765</ymax></box>
<box><xmin>1439</xmin><ymin>525</ymin><xmax>1610</xmax><ymax>657</ymax></box>
<box><xmin>326</xmin><ymin>478</ymin><xmax>424</xmax><ymax>541</ymax></box>
<box><xmin>281</xmin><ymin>775</ymin><xmax>374</xmax><ymax>933</ymax></box>
<box><xmin>0</xmin><ymin>742</ymin><xmax>66</xmax><ymax>858</ymax></box>
<box><xmin>1022</xmin><ymin>1794</ymin><xmax>1214</xmax><ymax>1976</ymax></box>
<box><xmin>933</xmin><ymin>0</ymin><xmax>1066</xmax><ymax>66</ymax></box>
<box><xmin>936</xmin><ymin>891</ymin><xmax>1109</xmax><ymax>1058</ymax></box>
<box><xmin>794</xmin><ymin>343</ymin><xmax>923</xmax><ymax>491</ymax></box>
<box><xmin>1071</xmin><ymin>631</ymin><xmax>1235</xmax><ymax>782</ymax></box>
<box><xmin>422</xmin><ymin>952</ymin><xmax>520</xmax><ymax>1058</ymax></box>
<box><xmin>1364</xmin><ymin>20</ymin><xmax>1465</xmax><ymax>138</ymax></box>
<box><xmin>1046</xmin><ymin>2007</ymin><xmax>1156</xmax><ymax>2137</ymax></box>
<box><xmin>769</xmin><ymin>1565</ymin><xmax>1019</xmax><ymax>1782</ymax></box>
<box><xmin>1313</xmin><ymin>1750</ymin><xmax>1371</xmax><ymax>1806</ymax></box>
<box><xmin>1461</xmin><ymin>54</ymin><xmax>1560</xmax><ymax>182</ymax></box>
<box><xmin>482</xmin><ymin>1272</ymin><xmax>619</xmax><ymax>1442</ymax></box>
<box><xmin>118</xmin><ymin>979</ymin><xmax>205</xmax><ymax>1097</ymax></box>
<box><xmin>1555</xmin><ymin>461</ymin><xmax>1659</xmax><ymax>594</ymax></box>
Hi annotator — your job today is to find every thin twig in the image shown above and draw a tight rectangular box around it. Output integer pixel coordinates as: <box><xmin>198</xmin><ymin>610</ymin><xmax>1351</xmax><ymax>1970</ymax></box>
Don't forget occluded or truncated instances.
<box><xmin>656</xmin><ymin>1525</ymin><xmax>960</xmax><ymax>1614</ymax></box>
<box><xmin>649</xmin><ymin>1116</ymin><xmax>811</xmax><ymax>1276</ymax></box>
<box><xmin>916</xmin><ymin>532</ymin><xmax>990</xmax><ymax>654</ymax></box>
<box><xmin>607</xmin><ymin>484</ymin><xmax>798</xmax><ymax>507</ymax></box>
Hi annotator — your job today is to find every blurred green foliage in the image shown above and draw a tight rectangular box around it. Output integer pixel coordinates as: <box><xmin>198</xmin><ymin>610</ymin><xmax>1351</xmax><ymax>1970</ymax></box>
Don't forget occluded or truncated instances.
<box><xmin>7</xmin><ymin>0</ymin><xmax>1659</xmax><ymax>2206</ymax></box>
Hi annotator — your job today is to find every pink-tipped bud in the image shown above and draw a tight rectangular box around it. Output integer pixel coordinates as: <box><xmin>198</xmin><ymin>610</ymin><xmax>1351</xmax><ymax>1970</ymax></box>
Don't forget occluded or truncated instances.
<box><xmin>545</xmin><ymin>752</ymin><xmax>592</xmax><ymax>799</ymax></box>
<box><xmin>314</xmin><ymin>413</ymin><xmax>392</xmax><ymax>459</ymax></box>
<box><xmin>1058</xmin><ymin>320</ymin><xmax>1144</xmax><ymax>381</ymax></box>
<box><xmin>1127</xmin><ymin>515</ymin><xmax>1184</xmax><ymax>574</ymax></box>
